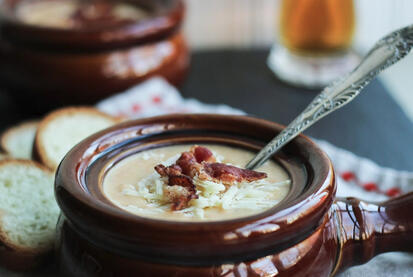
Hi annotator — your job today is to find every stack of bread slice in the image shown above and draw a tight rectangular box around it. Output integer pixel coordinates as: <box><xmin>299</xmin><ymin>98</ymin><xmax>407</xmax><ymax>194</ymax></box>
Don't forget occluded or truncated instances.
<box><xmin>0</xmin><ymin>107</ymin><xmax>119</xmax><ymax>271</ymax></box>
<box><xmin>0</xmin><ymin>160</ymin><xmax>56</xmax><ymax>271</ymax></box>
<box><xmin>0</xmin><ymin>120</ymin><xmax>38</xmax><ymax>160</ymax></box>
<box><xmin>33</xmin><ymin>107</ymin><xmax>119</xmax><ymax>171</ymax></box>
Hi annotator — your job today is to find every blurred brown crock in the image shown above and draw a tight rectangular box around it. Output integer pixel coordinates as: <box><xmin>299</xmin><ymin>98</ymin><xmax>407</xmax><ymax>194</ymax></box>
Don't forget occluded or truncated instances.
<box><xmin>55</xmin><ymin>114</ymin><xmax>413</xmax><ymax>276</ymax></box>
<box><xmin>0</xmin><ymin>0</ymin><xmax>189</xmax><ymax>110</ymax></box>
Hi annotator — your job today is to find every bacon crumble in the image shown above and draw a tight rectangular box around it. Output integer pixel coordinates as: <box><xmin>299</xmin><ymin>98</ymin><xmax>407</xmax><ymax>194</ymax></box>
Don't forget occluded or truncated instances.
<box><xmin>154</xmin><ymin>146</ymin><xmax>267</xmax><ymax>211</ymax></box>
<box><xmin>202</xmin><ymin>163</ymin><xmax>267</xmax><ymax>183</ymax></box>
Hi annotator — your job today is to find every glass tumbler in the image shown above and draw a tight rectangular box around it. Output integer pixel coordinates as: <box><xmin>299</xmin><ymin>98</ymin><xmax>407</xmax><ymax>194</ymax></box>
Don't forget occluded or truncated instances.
<box><xmin>268</xmin><ymin>0</ymin><xmax>359</xmax><ymax>88</ymax></box>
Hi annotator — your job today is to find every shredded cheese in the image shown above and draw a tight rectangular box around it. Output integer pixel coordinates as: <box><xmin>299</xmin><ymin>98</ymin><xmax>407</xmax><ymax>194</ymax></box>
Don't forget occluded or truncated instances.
<box><xmin>120</xmin><ymin>164</ymin><xmax>290</xmax><ymax>219</ymax></box>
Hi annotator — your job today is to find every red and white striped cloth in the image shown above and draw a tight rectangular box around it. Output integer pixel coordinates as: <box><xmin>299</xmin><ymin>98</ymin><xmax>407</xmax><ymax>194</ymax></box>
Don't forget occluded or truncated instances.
<box><xmin>97</xmin><ymin>77</ymin><xmax>413</xmax><ymax>277</ymax></box>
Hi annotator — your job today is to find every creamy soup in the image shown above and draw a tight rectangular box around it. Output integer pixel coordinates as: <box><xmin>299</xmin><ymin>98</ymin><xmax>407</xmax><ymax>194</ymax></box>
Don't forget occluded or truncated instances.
<box><xmin>16</xmin><ymin>0</ymin><xmax>148</xmax><ymax>29</ymax></box>
<box><xmin>103</xmin><ymin>145</ymin><xmax>291</xmax><ymax>221</ymax></box>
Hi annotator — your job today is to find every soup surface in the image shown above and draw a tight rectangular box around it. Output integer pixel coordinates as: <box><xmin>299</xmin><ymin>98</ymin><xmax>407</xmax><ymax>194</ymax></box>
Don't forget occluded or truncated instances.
<box><xmin>103</xmin><ymin>144</ymin><xmax>291</xmax><ymax>221</ymax></box>
<box><xmin>16</xmin><ymin>0</ymin><xmax>148</xmax><ymax>29</ymax></box>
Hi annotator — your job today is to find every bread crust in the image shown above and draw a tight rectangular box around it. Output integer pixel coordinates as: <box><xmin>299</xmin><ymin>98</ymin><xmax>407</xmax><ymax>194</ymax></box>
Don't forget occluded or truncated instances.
<box><xmin>33</xmin><ymin>106</ymin><xmax>119</xmax><ymax>170</ymax></box>
<box><xmin>0</xmin><ymin>158</ymin><xmax>53</xmax><ymax>172</ymax></box>
<box><xmin>0</xmin><ymin>160</ymin><xmax>54</xmax><ymax>271</ymax></box>
<box><xmin>0</xmin><ymin>120</ymin><xmax>39</xmax><ymax>158</ymax></box>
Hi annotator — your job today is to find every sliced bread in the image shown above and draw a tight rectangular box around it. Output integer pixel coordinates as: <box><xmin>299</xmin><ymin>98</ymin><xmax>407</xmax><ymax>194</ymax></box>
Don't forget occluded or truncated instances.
<box><xmin>0</xmin><ymin>121</ymin><xmax>38</xmax><ymax>159</ymax></box>
<box><xmin>33</xmin><ymin>107</ymin><xmax>118</xmax><ymax>170</ymax></box>
<box><xmin>0</xmin><ymin>160</ymin><xmax>58</xmax><ymax>271</ymax></box>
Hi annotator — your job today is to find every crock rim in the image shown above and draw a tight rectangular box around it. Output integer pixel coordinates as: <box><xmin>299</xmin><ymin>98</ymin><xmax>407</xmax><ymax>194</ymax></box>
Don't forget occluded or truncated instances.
<box><xmin>55</xmin><ymin>114</ymin><xmax>336</xmax><ymax>264</ymax></box>
<box><xmin>0</xmin><ymin>0</ymin><xmax>184</xmax><ymax>50</ymax></box>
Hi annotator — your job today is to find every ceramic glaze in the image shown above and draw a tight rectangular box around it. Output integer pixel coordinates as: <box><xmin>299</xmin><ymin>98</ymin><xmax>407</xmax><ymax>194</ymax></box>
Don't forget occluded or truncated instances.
<box><xmin>0</xmin><ymin>0</ymin><xmax>188</xmax><ymax>107</ymax></box>
<box><xmin>103</xmin><ymin>144</ymin><xmax>291</xmax><ymax>221</ymax></box>
<box><xmin>55</xmin><ymin>115</ymin><xmax>413</xmax><ymax>277</ymax></box>
<box><xmin>16</xmin><ymin>0</ymin><xmax>148</xmax><ymax>29</ymax></box>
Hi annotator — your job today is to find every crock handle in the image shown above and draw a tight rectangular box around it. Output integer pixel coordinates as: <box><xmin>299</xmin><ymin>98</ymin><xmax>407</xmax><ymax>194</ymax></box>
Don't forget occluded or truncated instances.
<box><xmin>333</xmin><ymin>192</ymin><xmax>413</xmax><ymax>273</ymax></box>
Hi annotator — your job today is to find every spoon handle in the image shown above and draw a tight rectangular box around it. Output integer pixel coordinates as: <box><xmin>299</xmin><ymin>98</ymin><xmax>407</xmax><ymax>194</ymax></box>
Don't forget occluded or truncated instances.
<box><xmin>246</xmin><ymin>24</ymin><xmax>413</xmax><ymax>170</ymax></box>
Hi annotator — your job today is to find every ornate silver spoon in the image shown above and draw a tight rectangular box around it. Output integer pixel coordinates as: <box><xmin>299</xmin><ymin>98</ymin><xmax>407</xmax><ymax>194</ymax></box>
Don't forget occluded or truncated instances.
<box><xmin>246</xmin><ymin>24</ymin><xmax>413</xmax><ymax>170</ymax></box>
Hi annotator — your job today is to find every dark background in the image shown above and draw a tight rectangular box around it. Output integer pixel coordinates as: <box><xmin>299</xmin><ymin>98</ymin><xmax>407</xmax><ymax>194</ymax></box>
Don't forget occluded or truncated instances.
<box><xmin>1</xmin><ymin>50</ymin><xmax>412</xmax><ymax>171</ymax></box>
<box><xmin>181</xmin><ymin>50</ymin><xmax>413</xmax><ymax>171</ymax></box>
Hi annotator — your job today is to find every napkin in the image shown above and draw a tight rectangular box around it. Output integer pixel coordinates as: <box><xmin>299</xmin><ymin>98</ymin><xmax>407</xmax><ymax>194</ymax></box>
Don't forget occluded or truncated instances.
<box><xmin>98</xmin><ymin>77</ymin><xmax>413</xmax><ymax>277</ymax></box>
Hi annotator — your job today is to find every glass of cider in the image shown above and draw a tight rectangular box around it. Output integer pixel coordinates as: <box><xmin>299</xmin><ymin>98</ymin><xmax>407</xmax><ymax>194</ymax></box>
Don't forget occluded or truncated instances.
<box><xmin>268</xmin><ymin>0</ymin><xmax>359</xmax><ymax>88</ymax></box>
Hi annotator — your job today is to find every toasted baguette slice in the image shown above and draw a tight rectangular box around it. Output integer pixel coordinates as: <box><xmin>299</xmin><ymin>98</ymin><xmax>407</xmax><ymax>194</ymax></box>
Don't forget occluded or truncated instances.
<box><xmin>33</xmin><ymin>107</ymin><xmax>118</xmax><ymax>170</ymax></box>
<box><xmin>0</xmin><ymin>121</ymin><xmax>38</xmax><ymax>159</ymax></box>
<box><xmin>0</xmin><ymin>160</ymin><xmax>58</xmax><ymax>271</ymax></box>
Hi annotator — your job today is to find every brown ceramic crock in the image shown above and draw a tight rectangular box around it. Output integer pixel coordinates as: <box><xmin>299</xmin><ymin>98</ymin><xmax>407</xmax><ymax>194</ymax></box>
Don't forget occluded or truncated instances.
<box><xmin>0</xmin><ymin>0</ymin><xmax>188</xmax><ymax>108</ymax></box>
<box><xmin>55</xmin><ymin>114</ymin><xmax>413</xmax><ymax>277</ymax></box>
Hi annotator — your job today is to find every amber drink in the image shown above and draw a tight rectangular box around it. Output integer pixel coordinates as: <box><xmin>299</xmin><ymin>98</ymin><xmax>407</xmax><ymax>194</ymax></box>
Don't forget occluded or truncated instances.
<box><xmin>268</xmin><ymin>0</ymin><xmax>359</xmax><ymax>88</ymax></box>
